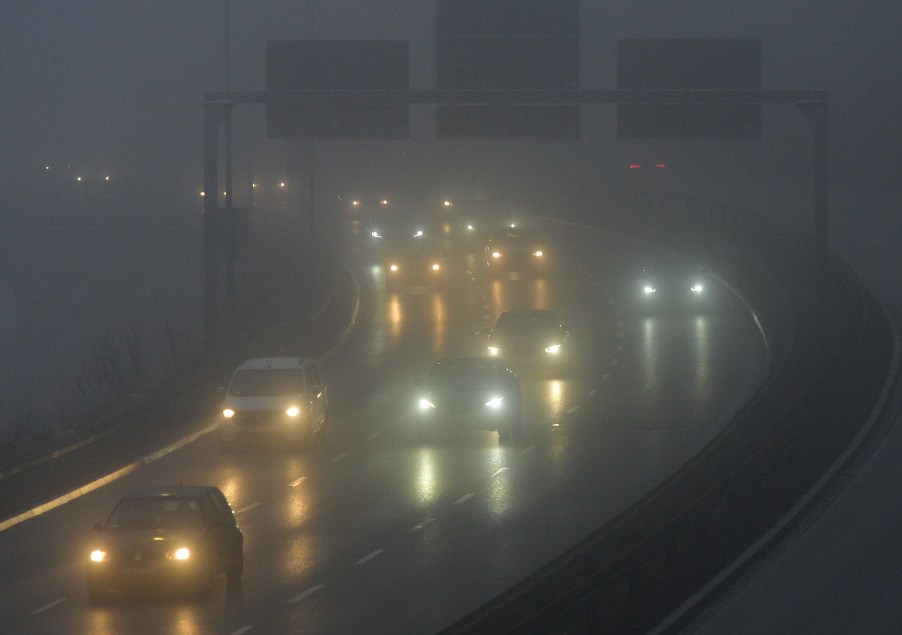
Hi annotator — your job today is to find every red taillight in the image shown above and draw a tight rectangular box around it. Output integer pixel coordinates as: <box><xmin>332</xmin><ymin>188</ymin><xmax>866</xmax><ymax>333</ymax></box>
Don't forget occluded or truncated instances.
<box><xmin>628</xmin><ymin>163</ymin><xmax>642</xmax><ymax>170</ymax></box>
<box><xmin>655</xmin><ymin>163</ymin><xmax>667</xmax><ymax>169</ymax></box>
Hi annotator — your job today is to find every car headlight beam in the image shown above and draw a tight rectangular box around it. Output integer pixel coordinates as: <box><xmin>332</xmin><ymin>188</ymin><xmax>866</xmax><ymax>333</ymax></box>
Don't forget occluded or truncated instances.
<box><xmin>169</xmin><ymin>547</ymin><xmax>191</xmax><ymax>561</ymax></box>
<box><xmin>285</xmin><ymin>406</ymin><xmax>301</xmax><ymax>417</ymax></box>
<box><xmin>545</xmin><ymin>344</ymin><xmax>561</xmax><ymax>354</ymax></box>
<box><xmin>487</xmin><ymin>346</ymin><xmax>500</xmax><ymax>356</ymax></box>
<box><xmin>90</xmin><ymin>549</ymin><xmax>108</xmax><ymax>563</ymax></box>
<box><xmin>418</xmin><ymin>397</ymin><xmax>435</xmax><ymax>410</ymax></box>
<box><xmin>222</xmin><ymin>408</ymin><xmax>235</xmax><ymax>418</ymax></box>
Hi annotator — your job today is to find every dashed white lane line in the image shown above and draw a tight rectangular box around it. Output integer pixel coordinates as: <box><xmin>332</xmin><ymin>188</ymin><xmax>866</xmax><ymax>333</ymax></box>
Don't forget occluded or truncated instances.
<box><xmin>330</xmin><ymin>453</ymin><xmax>348</xmax><ymax>464</ymax></box>
<box><xmin>491</xmin><ymin>467</ymin><xmax>509</xmax><ymax>477</ymax></box>
<box><xmin>229</xmin><ymin>627</ymin><xmax>254</xmax><ymax>635</ymax></box>
<box><xmin>567</xmin><ymin>405</ymin><xmax>581</xmax><ymax>414</ymax></box>
<box><xmin>410</xmin><ymin>518</ymin><xmax>436</xmax><ymax>532</ymax></box>
<box><xmin>365</xmin><ymin>431</ymin><xmax>381</xmax><ymax>442</ymax></box>
<box><xmin>520</xmin><ymin>445</ymin><xmax>536</xmax><ymax>456</ymax></box>
<box><xmin>454</xmin><ymin>493</ymin><xmax>475</xmax><ymax>505</ymax></box>
<box><xmin>356</xmin><ymin>549</ymin><xmax>384</xmax><ymax>565</ymax></box>
<box><xmin>288</xmin><ymin>477</ymin><xmax>308</xmax><ymax>487</ymax></box>
<box><xmin>31</xmin><ymin>598</ymin><xmax>66</xmax><ymax>614</ymax></box>
<box><xmin>235</xmin><ymin>502</ymin><xmax>261</xmax><ymax>514</ymax></box>
<box><xmin>288</xmin><ymin>584</ymin><xmax>325</xmax><ymax>604</ymax></box>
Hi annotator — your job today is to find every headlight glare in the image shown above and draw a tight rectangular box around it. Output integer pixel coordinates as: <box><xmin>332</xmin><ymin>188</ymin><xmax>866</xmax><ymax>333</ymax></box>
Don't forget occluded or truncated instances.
<box><xmin>418</xmin><ymin>397</ymin><xmax>435</xmax><ymax>410</ymax></box>
<box><xmin>545</xmin><ymin>344</ymin><xmax>561</xmax><ymax>354</ymax></box>
<box><xmin>222</xmin><ymin>408</ymin><xmax>235</xmax><ymax>418</ymax></box>
<box><xmin>285</xmin><ymin>406</ymin><xmax>300</xmax><ymax>417</ymax></box>
<box><xmin>487</xmin><ymin>346</ymin><xmax>500</xmax><ymax>356</ymax></box>
<box><xmin>170</xmin><ymin>547</ymin><xmax>191</xmax><ymax>561</ymax></box>
<box><xmin>485</xmin><ymin>396</ymin><xmax>504</xmax><ymax>409</ymax></box>
<box><xmin>90</xmin><ymin>549</ymin><xmax>108</xmax><ymax>563</ymax></box>
<box><xmin>643</xmin><ymin>285</ymin><xmax>656</xmax><ymax>294</ymax></box>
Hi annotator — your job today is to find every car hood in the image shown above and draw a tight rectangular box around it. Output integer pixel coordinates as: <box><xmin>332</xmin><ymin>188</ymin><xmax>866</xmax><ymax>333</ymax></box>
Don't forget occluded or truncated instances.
<box><xmin>222</xmin><ymin>395</ymin><xmax>303</xmax><ymax>411</ymax></box>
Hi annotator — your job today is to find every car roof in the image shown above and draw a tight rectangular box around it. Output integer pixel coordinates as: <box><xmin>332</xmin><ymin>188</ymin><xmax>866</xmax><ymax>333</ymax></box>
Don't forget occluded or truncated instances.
<box><xmin>124</xmin><ymin>485</ymin><xmax>223</xmax><ymax>499</ymax></box>
<box><xmin>235</xmin><ymin>357</ymin><xmax>311</xmax><ymax>371</ymax></box>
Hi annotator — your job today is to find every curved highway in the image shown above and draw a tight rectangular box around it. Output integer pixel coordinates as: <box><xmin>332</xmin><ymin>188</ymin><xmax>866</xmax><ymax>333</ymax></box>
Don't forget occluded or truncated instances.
<box><xmin>0</xmin><ymin>219</ymin><xmax>767</xmax><ymax>634</ymax></box>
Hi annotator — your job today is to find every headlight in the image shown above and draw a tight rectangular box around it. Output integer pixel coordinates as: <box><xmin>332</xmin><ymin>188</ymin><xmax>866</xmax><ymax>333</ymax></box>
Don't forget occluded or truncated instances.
<box><xmin>487</xmin><ymin>346</ymin><xmax>500</xmax><ymax>356</ymax></box>
<box><xmin>370</xmin><ymin>230</ymin><xmax>382</xmax><ymax>238</ymax></box>
<box><xmin>690</xmin><ymin>283</ymin><xmax>704</xmax><ymax>293</ymax></box>
<box><xmin>643</xmin><ymin>285</ymin><xmax>656</xmax><ymax>295</ymax></box>
<box><xmin>418</xmin><ymin>398</ymin><xmax>435</xmax><ymax>410</ymax></box>
<box><xmin>545</xmin><ymin>344</ymin><xmax>561</xmax><ymax>354</ymax></box>
<box><xmin>285</xmin><ymin>406</ymin><xmax>301</xmax><ymax>417</ymax></box>
<box><xmin>485</xmin><ymin>396</ymin><xmax>504</xmax><ymax>409</ymax></box>
<box><xmin>222</xmin><ymin>408</ymin><xmax>235</xmax><ymax>418</ymax></box>
<box><xmin>169</xmin><ymin>547</ymin><xmax>191</xmax><ymax>561</ymax></box>
<box><xmin>534</xmin><ymin>250</ymin><xmax>543</xmax><ymax>257</ymax></box>
<box><xmin>90</xmin><ymin>549</ymin><xmax>108</xmax><ymax>563</ymax></box>
<box><xmin>431</xmin><ymin>263</ymin><xmax>440</xmax><ymax>271</ymax></box>
<box><xmin>389</xmin><ymin>263</ymin><xmax>399</xmax><ymax>271</ymax></box>
<box><xmin>492</xmin><ymin>251</ymin><xmax>502</xmax><ymax>258</ymax></box>
<box><xmin>413</xmin><ymin>230</ymin><xmax>424</xmax><ymax>238</ymax></box>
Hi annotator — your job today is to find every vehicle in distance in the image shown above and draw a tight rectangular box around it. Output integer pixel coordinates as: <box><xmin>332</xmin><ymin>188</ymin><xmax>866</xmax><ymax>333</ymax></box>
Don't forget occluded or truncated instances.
<box><xmin>219</xmin><ymin>357</ymin><xmax>328</xmax><ymax>452</ymax></box>
<box><xmin>415</xmin><ymin>357</ymin><xmax>521</xmax><ymax>444</ymax></box>
<box><xmin>486</xmin><ymin>308</ymin><xmax>571</xmax><ymax>374</ymax></box>
<box><xmin>634</xmin><ymin>255</ymin><xmax>712</xmax><ymax>313</ymax></box>
<box><xmin>86</xmin><ymin>485</ymin><xmax>243</xmax><ymax>601</ymax></box>
<box><xmin>384</xmin><ymin>239</ymin><xmax>445</xmax><ymax>290</ymax></box>
<box><xmin>485</xmin><ymin>226</ymin><xmax>546</xmax><ymax>273</ymax></box>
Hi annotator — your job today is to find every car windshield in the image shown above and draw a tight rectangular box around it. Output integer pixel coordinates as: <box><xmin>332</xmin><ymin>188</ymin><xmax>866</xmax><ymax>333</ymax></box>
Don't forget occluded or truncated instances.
<box><xmin>495</xmin><ymin>311</ymin><xmax>558</xmax><ymax>334</ymax></box>
<box><xmin>430</xmin><ymin>360</ymin><xmax>501</xmax><ymax>386</ymax></box>
<box><xmin>494</xmin><ymin>229</ymin><xmax>537</xmax><ymax>246</ymax></box>
<box><xmin>106</xmin><ymin>497</ymin><xmax>203</xmax><ymax>531</ymax></box>
<box><xmin>229</xmin><ymin>369</ymin><xmax>304</xmax><ymax>396</ymax></box>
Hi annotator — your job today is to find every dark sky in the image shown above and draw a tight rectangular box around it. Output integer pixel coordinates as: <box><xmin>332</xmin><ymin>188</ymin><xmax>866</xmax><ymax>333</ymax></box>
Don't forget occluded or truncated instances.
<box><xmin>2</xmin><ymin>1</ymin><xmax>900</xmax><ymax>213</ymax></box>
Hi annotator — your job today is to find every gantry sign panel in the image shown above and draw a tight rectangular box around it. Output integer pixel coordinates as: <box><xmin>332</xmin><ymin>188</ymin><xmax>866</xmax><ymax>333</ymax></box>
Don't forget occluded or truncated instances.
<box><xmin>266</xmin><ymin>40</ymin><xmax>410</xmax><ymax>139</ymax></box>
<box><xmin>436</xmin><ymin>0</ymin><xmax>579</xmax><ymax>139</ymax></box>
<box><xmin>617</xmin><ymin>39</ymin><xmax>762</xmax><ymax>139</ymax></box>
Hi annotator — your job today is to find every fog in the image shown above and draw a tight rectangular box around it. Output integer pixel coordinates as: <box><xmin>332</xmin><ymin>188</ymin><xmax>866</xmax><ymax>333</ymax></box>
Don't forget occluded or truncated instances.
<box><xmin>1</xmin><ymin>1</ymin><xmax>900</xmax><ymax>456</ymax></box>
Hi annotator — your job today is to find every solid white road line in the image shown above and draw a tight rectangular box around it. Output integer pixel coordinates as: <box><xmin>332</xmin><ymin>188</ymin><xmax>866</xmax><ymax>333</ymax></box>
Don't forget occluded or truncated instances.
<box><xmin>31</xmin><ymin>598</ymin><xmax>66</xmax><ymax>614</ymax></box>
<box><xmin>229</xmin><ymin>627</ymin><xmax>254</xmax><ymax>635</ymax></box>
<box><xmin>288</xmin><ymin>584</ymin><xmax>326</xmax><ymax>604</ymax></box>
<box><xmin>454</xmin><ymin>493</ymin><xmax>475</xmax><ymax>505</ymax></box>
<box><xmin>491</xmin><ymin>467</ymin><xmax>510</xmax><ymax>477</ymax></box>
<box><xmin>288</xmin><ymin>477</ymin><xmax>308</xmax><ymax>487</ymax></box>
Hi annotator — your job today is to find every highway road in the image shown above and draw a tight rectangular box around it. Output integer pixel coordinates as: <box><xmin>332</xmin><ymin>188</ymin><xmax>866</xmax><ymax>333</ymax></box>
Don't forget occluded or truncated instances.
<box><xmin>0</xmin><ymin>219</ymin><xmax>767</xmax><ymax>634</ymax></box>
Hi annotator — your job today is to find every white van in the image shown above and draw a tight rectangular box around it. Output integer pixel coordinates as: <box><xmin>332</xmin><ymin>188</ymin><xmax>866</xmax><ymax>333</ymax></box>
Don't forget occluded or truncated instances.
<box><xmin>218</xmin><ymin>357</ymin><xmax>328</xmax><ymax>452</ymax></box>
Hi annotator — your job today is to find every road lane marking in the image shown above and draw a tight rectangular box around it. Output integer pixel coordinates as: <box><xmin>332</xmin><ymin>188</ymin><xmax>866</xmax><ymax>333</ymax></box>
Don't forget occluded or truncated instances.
<box><xmin>454</xmin><ymin>493</ymin><xmax>475</xmax><ymax>505</ymax></box>
<box><xmin>491</xmin><ymin>467</ymin><xmax>509</xmax><ymax>477</ymax></box>
<box><xmin>288</xmin><ymin>584</ymin><xmax>325</xmax><ymax>604</ymax></box>
<box><xmin>356</xmin><ymin>550</ymin><xmax>384</xmax><ymax>565</ymax></box>
<box><xmin>229</xmin><ymin>627</ymin><xmax>254</xmax><ymax>635</ymax></box>
<box><xmin>31</xmin><ymin>598</ymin><xmax>66</xmax><ymax>614</ymax></box>
<box><xmin>288</xmin><ymin>477</ymin><xmax>308</xmax><ymax>487</ymax></box>
<box><xmin>568</xmin><ymin>405</ymin><xmax>581</xmax><ymax>414</ymax></box>
<box><xmin>520</xmin><ymin>445</ymin><xmax>536</xmax><ymax>456</ymax></box>
<box><xmin>0</xmin><ymin>421</ymin><xmax>221</xmax><ymax>533</ymax></box>
<box><xmin>235</xmin><ymin>502</ymin><xmax>261</xmax><ymax>514</ymax></box>
<box><xmin>409</xmin><ymin>518</ymin><xmax>435</xmax><ymax>532</ymax></box>
<box><xmin>330</xmin><ymin>453</ymin><xmax>348</xmax><ymax>464</ymax></box>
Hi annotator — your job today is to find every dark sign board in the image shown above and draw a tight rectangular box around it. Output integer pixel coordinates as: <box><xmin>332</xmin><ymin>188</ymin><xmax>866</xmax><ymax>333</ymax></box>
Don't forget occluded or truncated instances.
<box><xmin>436</xmin><ymin>0</ymin><xmax>579</xmax><ymax>139</ymax></box>
<box><xmin>437</xmin><ymin>105</ymin><xmax>579</xmax><ymax>140</ymax></box>
<box><xmin>617</xmin><ymin>39</ymin><xmax>762</xmax><ymax>139</ymax></box>
<box><xmin>266</xmin><ymin>40</ymin><xmax>409</xmax><ymax>139</ymax></box>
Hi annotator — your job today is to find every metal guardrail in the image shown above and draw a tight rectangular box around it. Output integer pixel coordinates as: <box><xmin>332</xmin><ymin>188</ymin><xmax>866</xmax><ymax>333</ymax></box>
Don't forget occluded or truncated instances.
<box><xmin>442</xmin><ymin>190</ymin><xmax>895</xmax><ymax>634</ymax></box>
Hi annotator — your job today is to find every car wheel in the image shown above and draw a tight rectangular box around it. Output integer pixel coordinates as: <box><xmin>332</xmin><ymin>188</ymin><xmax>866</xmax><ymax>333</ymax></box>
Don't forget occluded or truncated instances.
<box><xmin>226</xmin><ymin>551</ymin><xmax>243</xmax><ymax>581</ymax></box>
